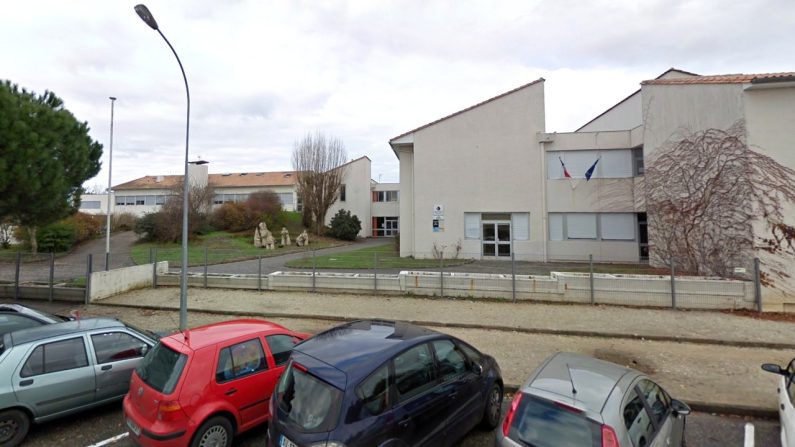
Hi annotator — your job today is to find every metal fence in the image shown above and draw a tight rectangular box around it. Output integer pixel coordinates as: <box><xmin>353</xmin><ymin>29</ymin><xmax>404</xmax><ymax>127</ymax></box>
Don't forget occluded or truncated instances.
<box><xmin>0</xmin><ymin>247</ymin><xmax>763</xmax><ymax>312</ymax></box>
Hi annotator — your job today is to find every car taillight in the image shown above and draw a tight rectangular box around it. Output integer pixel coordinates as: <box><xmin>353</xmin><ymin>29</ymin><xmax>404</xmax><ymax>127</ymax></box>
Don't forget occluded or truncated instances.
<box><xmin>601</xmin><ymin>424</ymin><xmax>619</xmax><ymax>447</ymax></box>
<box><xmin>157</xmin><ymin>400</ymin><xmax>185</xmax><ymax>422</ymax></box>
<box><xmin>502</xmin><ymin>392</ymin><xmax>523</xmax><ymax>436</ymax></box>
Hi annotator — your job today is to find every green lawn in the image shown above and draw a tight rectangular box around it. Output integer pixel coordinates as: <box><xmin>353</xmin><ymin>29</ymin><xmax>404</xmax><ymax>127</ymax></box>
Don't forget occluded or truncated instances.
<box><xmin>285</xmin><ymin>244</ymin><xmax>472</xmax><ymax>269</ymax></box>
<box><xmin>131</xmin><ymin>231</ymin><xmax>348</xmax><ymax>266</ymax></box>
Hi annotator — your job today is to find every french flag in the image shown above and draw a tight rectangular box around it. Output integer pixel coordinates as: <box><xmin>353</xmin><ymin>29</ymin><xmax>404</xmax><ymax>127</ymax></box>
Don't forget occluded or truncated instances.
<box><xmin>558</xmin><ymin>157</ymin><xmax>572</xmax><ymax>178</ymax></box>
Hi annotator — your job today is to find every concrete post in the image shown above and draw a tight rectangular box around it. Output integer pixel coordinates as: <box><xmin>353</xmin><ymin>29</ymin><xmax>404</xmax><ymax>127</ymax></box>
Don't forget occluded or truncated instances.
<box><xmin>670</xmin><ymin>257</ymin><xmax>677</xmax><ymax>309</ymax></box>
<box><xmin>511</xmin><ymin>250</ymin><xmax>516</xmax><ymax>303</ymax></box>
<box><xmin>258</xmin><ymin>255</ymin><xmax>262</xmax><ymax>292</ymax></box>
<box><xmin>589</xmin><ymin>254</ymin><xmax>595</xmax><ymax>305</ymax></box>
<box><xmin>85</xmin><ymin>253</ymin><xmax>93</xmax><ymax>305</ymax></box>
<box><xmin>754</xmin><ymin>257</ymin><xmax>762</xmax><ymax>312</ymax></box>
<box><xmin>14</xmin><ymin>252</ymin><xmax>21</xmax><ymax>300</ymax></box>
<box><xmin>48</xmin><ymin>252</ymin><xmax>55</xmax><ymax>302</ymax></box>
<box><xmin>439</xmin><ymin>254</ymin><xmax>444</xmax><ymax>298</ymax></box>
<box><xmin>203</xmin><ymin>247</ymin><xmax>208</xmax><ymax>289</ymax></box>
<box><xmin>373</xmin><ymin>252</ymin><xmax>378</xmax><ymax>294</ymax></box>
<box><xmin>312</xmin><ymin>250</ymin><xmax>316</xmax><ymax>293</ymax></box>
<box><xmin>152</xmin><ymin>248</ymin><xmax>158</xmax><ymax>289</ymax></box>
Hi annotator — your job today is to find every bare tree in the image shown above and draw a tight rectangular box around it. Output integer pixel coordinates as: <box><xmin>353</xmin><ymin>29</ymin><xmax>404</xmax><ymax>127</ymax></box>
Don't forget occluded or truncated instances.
<box><xmin>156</xmin><ymin>184</ymin><xmax>213</xmax><ymax>242</ymax></box>
<box><xmin>646</xmin><ymin>120</ymin><xmax>795</xmax><ymax>289</ymax></box>
<box><xmin>292</xmin><ymin>132</ymin><xmax>348</xmax><ymax>235</ymax></box>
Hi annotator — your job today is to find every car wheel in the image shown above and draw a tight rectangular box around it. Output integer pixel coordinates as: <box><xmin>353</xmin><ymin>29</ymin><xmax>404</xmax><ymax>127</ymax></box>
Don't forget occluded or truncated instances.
<box><xmin>0</xmin><ymin>409</ymin><xmax>30</xmax><ymax>447</ymax></box>
<box><xmin>481</xmin><ymin>383</ymin><xmax>503</xmax><ymax>429</ymax></box>
<box><xmin>191</xmin><ymin>416</ymin><xmax>233</xmax><ymax>447</ymax></box>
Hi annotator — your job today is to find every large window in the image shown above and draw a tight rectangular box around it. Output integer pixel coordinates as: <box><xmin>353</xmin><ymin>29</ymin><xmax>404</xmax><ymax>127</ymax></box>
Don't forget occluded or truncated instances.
<box><xmin>464</xmin><ymin>212</ymin><xmax>528</xmax><ymax>241</ymax></box>
<box><xmin>21</xmin><ymin>338</ymin><xmax>88</xmax><ymax>377</ymax></box>
<box><xmin>431</xmin><ymin>340</ymin><xmax>467</xmax><ymax>382</ymax></box>
<box><xmin>91</xmin><ymin>332</ymin><xmax>149</xmax><ymax>364</ymax></box>
<box><xmin>393</xmin><ymin>344</ymin><xmax>436</xmax><ymax>403</ymax></box>
<box><xmin>373</xmin><ymin>191</ymin><xmax>398</xmax><ymax>202</ymax></box>
<box><xmin>215</xmin><ymin>339</ymin><xmax>267</xmax><ymax>382</ymax></box>
<box><xmin>549</xmin><ymin>213</ymin><xmax>636</xmax><ymax>241</ymax></box>
<box><xmin>547</xmin><ymin>149</ymin><xmax>634</xmax><ymax>179</ymax></box>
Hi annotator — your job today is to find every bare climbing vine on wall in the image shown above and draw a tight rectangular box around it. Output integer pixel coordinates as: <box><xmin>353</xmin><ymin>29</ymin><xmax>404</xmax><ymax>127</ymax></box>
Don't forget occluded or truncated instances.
<box><xmin>645</xmin><ymin>120</ymin><xmax>795</xmax><ymax>290</ymax></box>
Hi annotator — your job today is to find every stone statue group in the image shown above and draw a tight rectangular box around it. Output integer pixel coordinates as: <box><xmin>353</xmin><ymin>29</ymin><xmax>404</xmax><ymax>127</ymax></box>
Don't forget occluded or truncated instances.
<box><xmin>253</xmin><ymin>222</ymin><xmax>309</xmax><ymax>250</ymax></box>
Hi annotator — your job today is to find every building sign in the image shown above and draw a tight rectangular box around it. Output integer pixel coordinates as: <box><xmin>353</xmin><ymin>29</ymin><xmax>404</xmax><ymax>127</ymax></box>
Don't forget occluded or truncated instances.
<box><xmin>432</xmin><ymin>204</ymin><xmax>444</xmax><ymax>232</ymax></box>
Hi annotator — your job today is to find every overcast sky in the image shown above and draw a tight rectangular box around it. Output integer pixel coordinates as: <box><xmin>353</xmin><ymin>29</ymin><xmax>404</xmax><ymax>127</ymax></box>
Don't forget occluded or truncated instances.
<box><xmin>3</xmin><ymin>0</ymin><xmax>793</xmax><ymax>188</ymax></box>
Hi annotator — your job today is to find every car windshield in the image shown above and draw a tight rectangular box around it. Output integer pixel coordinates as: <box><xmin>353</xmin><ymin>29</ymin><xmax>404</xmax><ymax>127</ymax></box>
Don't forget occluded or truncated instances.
<box><xmin>135</xmin><ymin>342</ymin><xmax>187</xmax><ymax>394</ymax></box>
<box><xmin>508</xmin><ymin>394</ymin><xmax>602</xmax><ymax>447</ymax></box>
<box><xmin>276</xmin><ymin>361</ymin><xmax>343</xmax><ymax>433</ymax></box>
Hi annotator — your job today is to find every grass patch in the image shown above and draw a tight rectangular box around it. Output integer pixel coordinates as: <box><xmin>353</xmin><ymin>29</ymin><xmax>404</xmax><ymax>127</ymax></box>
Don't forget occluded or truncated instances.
<box><xmin>131</xmin><ymin>231</ymin><xmax>349</xmax><ymax>266</ymax></box>
<box><xmin>64</xmin><ymin>277</ymin><xmax>86</xmax><ymax>288</ymax></box>
<box><xmin>285</xmin><ymin>244</ymin><xmax>472</xmax><ymax>269</ymax></box>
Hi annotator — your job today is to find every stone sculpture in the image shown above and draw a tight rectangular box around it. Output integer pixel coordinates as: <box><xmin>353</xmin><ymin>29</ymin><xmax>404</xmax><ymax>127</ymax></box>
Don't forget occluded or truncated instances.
<box><xmin>280</xmin><ymin>227</ymin><xmax>291</xmax><ymax>246</ymax></box>
<box><xmin>254</xmin><ymin>222</ymin><xmax>276</xmax><ymax>250</ymax></box>
<box><xmin>295</xmin><ymin>229</ymin><xmax>310</xmax><ymax>247</ymax></box>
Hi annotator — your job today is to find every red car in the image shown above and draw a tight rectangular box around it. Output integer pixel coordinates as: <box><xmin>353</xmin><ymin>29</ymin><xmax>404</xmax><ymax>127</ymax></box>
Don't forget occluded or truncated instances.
<box><xmin>122</xmin><ymin>319</ymin><xmax>309</xmax><ymax>447</ymax></box>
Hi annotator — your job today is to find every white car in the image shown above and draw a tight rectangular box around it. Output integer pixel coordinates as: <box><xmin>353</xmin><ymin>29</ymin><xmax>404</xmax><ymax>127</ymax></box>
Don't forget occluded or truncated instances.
<box><xmin>762</xmin><ymin>360</ymin><xmax>795</xmax><ymax>447</ymax></box>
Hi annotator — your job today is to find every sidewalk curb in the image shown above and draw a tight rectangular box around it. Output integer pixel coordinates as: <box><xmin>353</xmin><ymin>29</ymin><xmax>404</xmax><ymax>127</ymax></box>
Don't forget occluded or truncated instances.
<box><xmin>94</xmin><ymin>301</ymin><xmax>795</xmax><ymax>351</ymax></box>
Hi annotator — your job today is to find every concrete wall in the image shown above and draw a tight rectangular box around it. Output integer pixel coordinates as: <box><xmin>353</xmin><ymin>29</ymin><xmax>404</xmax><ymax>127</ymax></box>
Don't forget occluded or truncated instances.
<box><xmin>89</xmin><ymin>262</ymin><xmax>168</xmax><ymax>301</ymax></box>
<box><xmin>404</xmin><ymin>81</ymin><xmax>546</xmax><ymax>260</ymax></box>
<box><xmin>398</xmin><ymin>147</ymin><xmax>415</xmax><ymax>256</ymax></box>
<box><xmin>78</xmin><ymin>193</ymin><xmax>111</xmax><ymax>215</ymax></box>
<box><xmin>578</xmin><ymin>92</ymin><xmax>643</xmax><ymax>132</ymax></box>
<box><xmin>325</xmin><ymin>158</ymin><xmax>373</xmax><ymax>237</ymax></box>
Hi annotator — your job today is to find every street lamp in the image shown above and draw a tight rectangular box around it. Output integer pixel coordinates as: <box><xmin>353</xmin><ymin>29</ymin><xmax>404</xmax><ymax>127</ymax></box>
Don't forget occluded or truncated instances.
<box><xmin>134</xmin><ymin>4</ymin><xmax>191</xmax><ymax>330</ymax></box>
<box><xmin>105</xmin><ymin>96</ymin><xmax>116</xmax><ymax>272</ymax></box>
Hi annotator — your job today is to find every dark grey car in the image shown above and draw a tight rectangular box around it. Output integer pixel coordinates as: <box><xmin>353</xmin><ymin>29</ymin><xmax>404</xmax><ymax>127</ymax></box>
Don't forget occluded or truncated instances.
<box><xmin>496</xmin><ymin>352</ymin><xmax>690</xmax><ymax>447</ymax></box>
<box><xmin>0</xmin><ymin>318</ymin><xmax>158</xmax><ymax>446</ymax></box>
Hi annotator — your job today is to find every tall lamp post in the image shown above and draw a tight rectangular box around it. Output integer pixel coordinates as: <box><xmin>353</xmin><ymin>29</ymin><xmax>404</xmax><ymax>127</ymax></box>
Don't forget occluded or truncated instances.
<box><xmin>134</xmin><ymin>4</ymin><xmax>190</xmax><ymax>330</ymax></box>
<box><xmin>105</xmin><ymin>96</ymin><xmax>117</xmax><ymax>272</ymax></box>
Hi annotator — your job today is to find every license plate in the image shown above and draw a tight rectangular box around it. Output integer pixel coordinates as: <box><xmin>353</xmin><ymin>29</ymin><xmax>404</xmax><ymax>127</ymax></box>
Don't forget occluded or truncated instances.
<box><xmin>279</xmin><ymin>435</ymin><xmax>298</xmax><ymax>447</ymax></box>
<box><xmin>126</xmin><ymin>418</ymin><xmax>141</xmax><ymax>436</ymax></box>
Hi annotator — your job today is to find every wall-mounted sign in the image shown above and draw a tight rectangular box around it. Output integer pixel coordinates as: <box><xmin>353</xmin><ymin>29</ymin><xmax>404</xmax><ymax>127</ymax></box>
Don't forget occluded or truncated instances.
<box><xmin>433</xmin><ymin>204</ymin><xmax>444</xmax><ymax>217</ymax></box>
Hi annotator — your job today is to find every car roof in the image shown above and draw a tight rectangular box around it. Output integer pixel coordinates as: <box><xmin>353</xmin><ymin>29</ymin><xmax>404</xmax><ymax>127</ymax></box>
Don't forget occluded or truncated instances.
<box><xmin>0</xmin><ymin>303</ymin><xmax>63</xmax><ymax>323</ymax></box>
<box><xmin>163</xmin><ymin>319</ymin><xmax>292</xmax><ymax>351</ymax></box>
<box><xmin>523</xmin><ymin>352</ymin><xmax>639</xmax><ymax>415</ymax></box>
<box><xmin>4</xmin><ymin>318</ymin><xmax>127</xmax><ymax>348</ymax></box>
<box><xmin>294</xmin><ymin>320</ymin><xmax>443</xmax><ymax>386</ymax></box>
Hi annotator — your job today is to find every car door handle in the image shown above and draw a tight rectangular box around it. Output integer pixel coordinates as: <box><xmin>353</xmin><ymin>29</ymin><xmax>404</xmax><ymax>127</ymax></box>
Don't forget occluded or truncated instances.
<box><xmin>398</xmin><ymin>417</ymin><xmax>410</xmax><ymax>428</ymax></box>
<box><xmin>19</xmin><ymin>379</ymin><xmax>34</xmax><ymax>387</ymax></box>
<box><xmin>225</xmin><ymin>388</ymin><xmax>238</xmax><ymax>396</ymax></box>
<box><xmin>101</xmin><ymin>364</ymin><xmax>113</xmax><ymax>371</ymax></box>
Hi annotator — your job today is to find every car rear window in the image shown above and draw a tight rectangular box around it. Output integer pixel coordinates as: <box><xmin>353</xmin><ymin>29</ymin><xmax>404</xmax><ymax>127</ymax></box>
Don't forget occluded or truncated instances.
<box><xmin>507</xmin><ymin>394</ymin><xmax>601</xmax><ymax>447</ymax></box>
<box><xmin>135</xmin><ymin>342</ymin><xmax>187</xmax><ymax>394</ymax></box>
<box><xmin>276</xmin><ymin>361</ymin><xmax>343</xmax><ymax>433</ymax></box>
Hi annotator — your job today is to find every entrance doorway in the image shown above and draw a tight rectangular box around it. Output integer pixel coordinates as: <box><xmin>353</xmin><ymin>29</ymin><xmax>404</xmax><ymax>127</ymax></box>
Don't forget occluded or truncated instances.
<box><xmin>482</xmin><ymin>221</ymin><xmax>511</xmax><ymax>258</ymax></box>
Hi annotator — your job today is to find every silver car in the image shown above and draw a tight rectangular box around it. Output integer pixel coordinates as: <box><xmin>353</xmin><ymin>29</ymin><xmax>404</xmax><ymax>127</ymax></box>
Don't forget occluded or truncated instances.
<box><xmin>496</xmin><ymin>352</ymin><xmax>690</xmax><ymax>447</ymax></box>
<box><xmin>0</xmin><ymin>318</ymin><xmax>158</xmax><ymax>446</ymax></box>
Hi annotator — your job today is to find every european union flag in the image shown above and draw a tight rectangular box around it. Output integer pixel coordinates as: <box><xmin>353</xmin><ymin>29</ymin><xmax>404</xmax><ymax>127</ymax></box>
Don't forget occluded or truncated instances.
<box><xmin>584</xmin><ymin>158</ymin><xmax>600</xmax><ymax>181</ymax></box>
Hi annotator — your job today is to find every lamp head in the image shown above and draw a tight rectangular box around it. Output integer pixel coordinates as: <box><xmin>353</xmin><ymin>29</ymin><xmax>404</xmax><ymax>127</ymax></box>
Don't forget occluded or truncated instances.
<box><xmin>134</xmin><ymin>4</ymin><xmax>159</xmax><ymax>30</ymax></box>
<box><xmin>109</xmin><ymin>96</ymin><xmax>117</xmax><ymax>101</ymax></box>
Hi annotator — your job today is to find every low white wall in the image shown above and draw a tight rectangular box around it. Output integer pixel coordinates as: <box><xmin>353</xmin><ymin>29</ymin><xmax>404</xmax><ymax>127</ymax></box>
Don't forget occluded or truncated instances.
<box><xmin>150</xmin><ymin>269</ymin><xmax>755</xmax><ymax>310</ymax></box>
<box><xmin>90</xmin><ymin>262</ymin><xmax>168</xmax><ymax>301</ymax></box>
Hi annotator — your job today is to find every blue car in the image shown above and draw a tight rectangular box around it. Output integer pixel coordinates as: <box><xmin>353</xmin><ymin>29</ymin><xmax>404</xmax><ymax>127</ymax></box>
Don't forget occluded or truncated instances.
<box><xmin>268</xmin><ymin>319</ymin><xmax>503</xmax><ymax>447</ymax></box>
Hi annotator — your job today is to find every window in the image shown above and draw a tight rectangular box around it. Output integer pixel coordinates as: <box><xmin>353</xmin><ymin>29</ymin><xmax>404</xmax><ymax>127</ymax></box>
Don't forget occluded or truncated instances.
<box><xmin>115</xmin><ymin>196</ymin><xmax>126</xmax><ymax>206</ymax></box>
<box><xmin>567</xmin><ymin>213</ymin><xmax>598</xmax><ymax>239</ymax></box>
<box><xmin>373</xmin><ymin>191</ymin><xmax>398</xmax><ymax>202</ymax></box>
<box><xmin>135</xmin><ymin>343</ymin><xmax>187</xmax><ymax>394</ymax></box>
<box><xmin>155</xmin><ymin>195</ymin><xmax>166</xmax><ymax>205</ymax></box>
<box><xmin>145</xmin><ymin>195</ymin><xmax>156</xmax><ymax>206</ymax></box>
<box><xmin>357</xmin><ymin>364</ymin><xmax>391</xmax><ymax>416</ymax></box>
<box><xmin>91</xmin><ymin>332</ymin><xmax>148</xmax><ymax>364</ymax></box>
<box><xmin>135</xmin><ymin>196</ymin><xmax>146</xmax><ymax>205</ymax></box>
<box><xmin>633</xmin><ymin>147</ymin><xmax>645</xmax><ymax>176</ymax></box>
<box><xmin>277</xmin><ymin>193</ymin><xmax>293</xmax><ymax>205</ymax></box>
<box><xmin>21</xmin><ymin>337</ymin><xmax>88</xmax><ymax>377</ymax></box>
<box><xmin>213</xmin><ymin>195</ymin><xmax>224</xmax><ymax>205</ymax></box>
<box><xmin>506</xmin><ymin>394</ymin><xmax>602</xmax><ymax>447</ymax></box>
<box><xmin>266</xmin><ymin>334</ymin><xmax>298</xmax><ymax>367</ymax></box>
<box><xmin>276</xmin><ymin>362</ymin><xmax>343</xmax><ymax>433</ymax></box>
<box><xmin>215</xmin><ymin>338</ymin><xmax>267</xmax><ymax>382</ymax></box>
<box><xmin>464</xmin><ymin>213</ymin><xmax>480</xmax><ymax>239</ymax></box>
<box><xmin>393</xmin><ymin>343</ymin><xmax>436</xmax><ymax>402</ymax></box>
<box><xmin>512</xmin><ymin>213</ymin><xmax>529</xmax><ymax>241</ymax></box>
<box><xmin>0</xmin><ymin>314</ymin><xmax>43</xmax><ymax>333</ymax></box>
<box><xmin>296</xmin><ymin>197</ymin><xmax>303</xmax><ymax>212</ymax></box>
<box><xmin>623</xmin><ymin>392</ymin><xmax>655</xmax><ymax>447</ymax></box>
<box><xmin>600</xmin><ymin>214</ymin><xmax>636</xmax><ymax>240</ymax></box>
<box><xmin>81</xmin><ymin>201</ymin><xmax>101</xmax><ymax>209</ymax></box>
<box><xmin>340</xmin><ymin>185</ymin><xmax>346</xmax><ymax>202</ymax></box>
<box><xmin>637</xmin><ymin>380</ymin><xmax>671</xmax><ymax>427</ymax></box>
<box><xmin>549</xmin><ymin>214</ymin><xmax>564</xmax><ymax>241</ymax></box>
<box><xmin>125</xmin><ymin>196</ymin><xmax>135</xmax><ymax>206</ymax></box>
<box><xmin>431</xmin><ymin>340</ymin><xmax>467</xmax><ymax>381</ymax></box>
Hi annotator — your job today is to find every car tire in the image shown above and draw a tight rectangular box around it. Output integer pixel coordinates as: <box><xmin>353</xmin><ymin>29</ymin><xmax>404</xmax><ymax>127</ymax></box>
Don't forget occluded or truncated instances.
<box><xmin>0</xmin><ymin>409</ymin><xmax>30</xmax><ymax>447</ymax></box>
<box><xmin>480</xmin><ymin>383</ymin><xmax>503</xmax><ymax>429</ymax></box>
<box><xmin>191</xmin><ymin>416</ymin><xmax>233</xmax><ymax>447</ymax></box>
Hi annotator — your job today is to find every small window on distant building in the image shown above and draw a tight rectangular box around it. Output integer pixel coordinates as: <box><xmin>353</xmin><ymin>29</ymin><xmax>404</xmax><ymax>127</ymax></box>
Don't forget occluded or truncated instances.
<box><xmin>81</xmin><ymin>201</ymin><xmax>101</xmax><ymax>210</ymax></box>
<box><xmin>135</xmin><ymin>196</ymin><xmax>146</xmax><ymax>205</ymax></box>
<box><xmin>145</xmin><ymin>196</ymin><xmax>156</xmax><ymax>206</ymax></box>
<box><xmin>125</xmin><ymin>196</ymin><xmax>135</xmax><ymax>206</ymax></box>
<box><xmin>156</xmin><ymin>195</ymin><xmax>166</xmax><ymax>205</ymax></box>
<box><xmin>340</xmin><ymin>185</ymin><xmax>346</xmax><ymax>202</ymax></box>
<box><xmin>116</xmin><ymin>196</ymin><xmax>126</xmax><ymax>206</ymax></box>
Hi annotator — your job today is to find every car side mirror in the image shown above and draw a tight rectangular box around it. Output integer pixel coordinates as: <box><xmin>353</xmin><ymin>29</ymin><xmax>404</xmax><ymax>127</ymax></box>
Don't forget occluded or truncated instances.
<box><xmin>762</xmin><ymin>363</ymin><xmax>786</xmax><ymax>376</ymax></box>
<box><xmin>671</xmin><ymin>399</ymin><xmax>691</xmax><ymax>416</ymax></box>
<box><xmin>472</xmin><ymin>362</ymin><xmax>483</xmax><ymax>376</ymax></box>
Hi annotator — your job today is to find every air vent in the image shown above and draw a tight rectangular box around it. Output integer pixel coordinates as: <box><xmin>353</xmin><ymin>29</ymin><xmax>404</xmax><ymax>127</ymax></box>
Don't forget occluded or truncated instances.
<box><xmin>222</xmin><ymin>173</ymin><xmax>231</xmax><ymax>177</ymax></box>
<box><xmin>240</xmin><ymin>173</ymin><xmax>248</xmax><ymax>176</ymax></box>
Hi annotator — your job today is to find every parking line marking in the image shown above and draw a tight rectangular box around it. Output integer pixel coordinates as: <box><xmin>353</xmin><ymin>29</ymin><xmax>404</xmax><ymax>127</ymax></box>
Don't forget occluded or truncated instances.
<box><xmin>86</xmin><ymin>432</ymin><xmax>129</xmax><ymax>447</ymax></box>
<box><xmin>744</xmin><ymin>422</ymin><xmax>755</xmax><ymax>447</ymax></box>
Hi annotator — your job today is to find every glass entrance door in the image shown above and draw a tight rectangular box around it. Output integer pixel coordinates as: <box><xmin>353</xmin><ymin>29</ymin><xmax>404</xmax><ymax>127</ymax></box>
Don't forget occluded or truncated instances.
<box><xmin>482</xmin><ymin>221</ymin><xmax>511</xmax><ymax>258</ymax></box>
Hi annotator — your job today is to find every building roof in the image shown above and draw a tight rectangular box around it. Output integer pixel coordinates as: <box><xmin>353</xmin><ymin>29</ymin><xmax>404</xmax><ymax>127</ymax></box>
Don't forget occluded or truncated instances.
<box><xmin>576</xmin><ymin>68</ymin><xmax>699</xmax><ymax>131</ymax></box>
<box><xmin>642</xmin><ymin>71</ymin><xmax>795</xmax><ymax>85</ymax></box>
<box><xmin>389</xmin><ymin>78</ymin><xmax>545</xmax><ymax>145</ymax></box>
<box><xmin>114</xmin><ymin>171</ymin><xmax>298</xmax><ymax>190</ymax></box>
